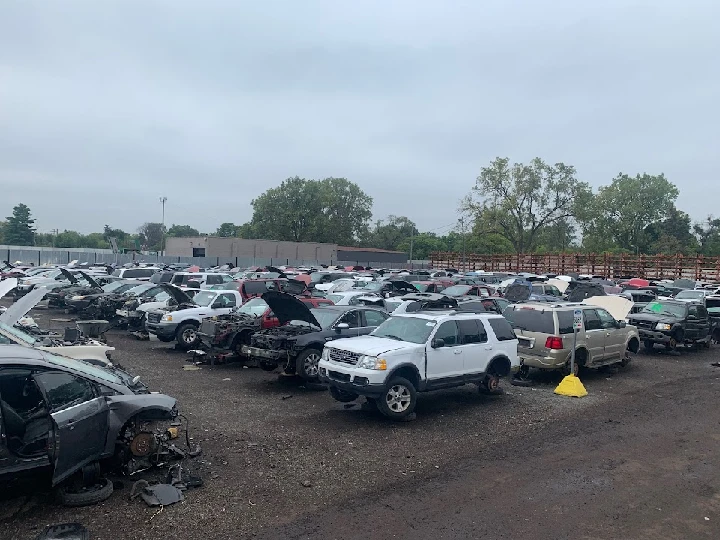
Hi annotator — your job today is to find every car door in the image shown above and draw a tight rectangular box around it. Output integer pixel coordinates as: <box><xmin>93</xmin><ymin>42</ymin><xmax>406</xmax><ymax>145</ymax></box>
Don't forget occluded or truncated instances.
<box><xmin>33</xmin><ymin>371</ymin><xmax>109</xmax><ymax>485</ymax></box>
<box><xmin>695</xmin><ymin>305</ymin><xmax>711</xmax><ymax>340</ymax></box>
<box><xmin>361</xmin><ymin>309</ymin><xmax>388</xmax><ymax>335</ymax></box>
<box><xmin>213</xmin><ymin>293</ymin><xmax>237</xmax><ymax>316</ymax></box>
<box><xmin>596</xmin><ymin>308</ymin><xmax>625</xmax><ymax>360</ymax></box>
<box><xmin>456</xmin><ymin>319</ymin><xmax>490</xmax><ymax>376</ymax></box>
<box><xmin>426</xmin><ymin>321</ymin><xmax>464</xmax><ymax>383</ymax></box>
<box><xmin>582</xmin><ymin>309</ymin><xmax>606</xmax><ymax>364</ymax></box>
<box><xmin>686</xmin><ymin>305</ymin><xmax>701</xmax><ymax>340</ymax></box>
<box><xmin>334</xmin><ymin>309</ymin><xmax>365</xmax><ymax>338</ymax></box>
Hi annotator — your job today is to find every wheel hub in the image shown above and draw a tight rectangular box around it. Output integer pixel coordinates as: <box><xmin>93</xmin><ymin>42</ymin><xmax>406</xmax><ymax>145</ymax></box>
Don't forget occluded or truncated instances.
<box><xmin>386</xmin><ymin>385</ymin><xmax>411</xmax><ymax>412</ymax></box>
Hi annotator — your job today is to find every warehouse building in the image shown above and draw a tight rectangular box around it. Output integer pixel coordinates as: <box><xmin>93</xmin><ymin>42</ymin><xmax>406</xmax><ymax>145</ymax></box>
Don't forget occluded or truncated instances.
<box><xmin>164</xmin><ymin>237</ymin><xmax>407</xmax><ymax>265</ymax></box>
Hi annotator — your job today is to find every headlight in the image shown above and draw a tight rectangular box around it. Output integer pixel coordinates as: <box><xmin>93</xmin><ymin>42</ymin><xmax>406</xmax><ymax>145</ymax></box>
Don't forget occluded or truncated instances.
<box><xmin>357</xmin><ymin>355</ymin><xmax>387</xmax><ymax>370</ymax></box>
<box><xmin>655</xmin><ymin>323</ymin><xmax>672</xmax><ymax>331</ymax></box>
<box><xmin>161</xmin><ymin>314</ymin><xmax>173</xmax><ymax>322</ymax></box>
<box><xmin>321</xmin><ymin>348</ymin><xmax>330</xmax><ymax>361</ymax></box>
<box><xmin>71</xmin><ymin>295</ymin><xmax>86</xmax><ymax>300</ymax></box>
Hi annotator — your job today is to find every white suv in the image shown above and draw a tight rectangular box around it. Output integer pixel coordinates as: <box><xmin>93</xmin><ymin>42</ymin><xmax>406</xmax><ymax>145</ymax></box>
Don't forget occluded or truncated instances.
<box><xmin>318</xmin><ymin>312</ymin><xmax>519</xmax><ymax>420</ymax></box>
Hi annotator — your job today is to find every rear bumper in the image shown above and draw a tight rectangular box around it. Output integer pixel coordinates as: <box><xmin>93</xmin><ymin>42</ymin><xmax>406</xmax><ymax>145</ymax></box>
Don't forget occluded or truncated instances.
<box><xmin>518</xmin><ymin>352</ymin><xmax>567</xmax><ymax>370</ymax></box>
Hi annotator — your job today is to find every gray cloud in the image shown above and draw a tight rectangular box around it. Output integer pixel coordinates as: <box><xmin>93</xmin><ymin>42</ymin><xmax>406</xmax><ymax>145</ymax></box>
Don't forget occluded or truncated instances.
<box><xmin>1</xmin><ymin>0</ymin><xmax>718</xmax><ymax>235</ymax></box>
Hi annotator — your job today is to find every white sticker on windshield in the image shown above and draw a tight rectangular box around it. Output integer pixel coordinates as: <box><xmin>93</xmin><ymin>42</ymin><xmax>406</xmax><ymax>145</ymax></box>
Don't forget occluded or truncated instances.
<box><xmin>426</xmin><ymin>322</ymin><xmax>435</xmax><ymax>326</ymax></box>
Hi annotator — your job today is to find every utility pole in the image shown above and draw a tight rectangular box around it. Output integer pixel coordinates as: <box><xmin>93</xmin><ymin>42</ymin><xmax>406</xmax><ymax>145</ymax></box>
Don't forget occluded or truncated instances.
<box><xmin>460</xmin><ymin>217</ymin><xmax>466</xmax><ymax>271</ymax></box>
<box><xmin>51</xmin><ymin>228</ymin><xmax>59</xmax><ymax>248</ymax></box>
<box><xmin>409</xmin><ymin>227</ymin><xmax>414</xmax><ymax>270</ymax></box>
<box><xmin>160</xmin><ymin>196</ymin><xmax>167</xmax><ymax>256</ymax></box>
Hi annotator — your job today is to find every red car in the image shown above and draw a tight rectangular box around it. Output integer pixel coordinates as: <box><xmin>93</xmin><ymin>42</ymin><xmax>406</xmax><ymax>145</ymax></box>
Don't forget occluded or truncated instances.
<box><xmin>240</xmin><ymin>296</ymin><xmax>333</xmax><ymax>330</ymax></box>
<box><xmin>412</xmin><ymin>281</ymin><xmax>447</xmax><ymax>294</ymax></box>
<box><xmin>440</xmin><ymin>283</ymin><xmax>495</xmax><ymax>298</ymax></box>
<box><xmin>231</xmin><ymin>278</ymin><xmax>308</xmax><ymax>302</ymax></box>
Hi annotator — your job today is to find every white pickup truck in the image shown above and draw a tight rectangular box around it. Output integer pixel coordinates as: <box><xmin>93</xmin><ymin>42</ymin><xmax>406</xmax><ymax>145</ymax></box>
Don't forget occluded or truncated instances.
<box><xmin>145</xmin><ymin>289</ymin><xmax>243</xmax><ymax>349</ymax></box>
<box><xmin>319</xmin><ymin>311</ymin><xmax>519</xmax><ymax>420</ymax></box>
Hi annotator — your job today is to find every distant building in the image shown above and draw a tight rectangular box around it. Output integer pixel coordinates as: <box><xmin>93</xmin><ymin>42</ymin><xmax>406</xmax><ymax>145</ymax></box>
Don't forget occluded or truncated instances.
<box><xmin>164</xmin><ymin>237</ymin><xmax>407</xmax><ymax>265</ymax></box>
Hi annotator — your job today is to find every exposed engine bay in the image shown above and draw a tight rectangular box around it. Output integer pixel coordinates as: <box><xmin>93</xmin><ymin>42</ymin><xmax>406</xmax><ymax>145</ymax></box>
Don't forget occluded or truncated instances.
<box><xmin>197</xmin><ymin>312</ymin><xmax>261</xmax><ymax>355</ymax></box>
<box><xmin>249</xmin><ymin>322</ymin><xmax>317</xmax><ymax>352</ymax></box>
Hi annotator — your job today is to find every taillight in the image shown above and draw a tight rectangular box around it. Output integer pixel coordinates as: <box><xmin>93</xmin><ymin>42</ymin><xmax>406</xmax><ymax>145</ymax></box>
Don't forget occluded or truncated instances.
<box><xmin>545</xmin><ymin>336</ymin><xmax>564</xmax><ymax>350</ymax></box>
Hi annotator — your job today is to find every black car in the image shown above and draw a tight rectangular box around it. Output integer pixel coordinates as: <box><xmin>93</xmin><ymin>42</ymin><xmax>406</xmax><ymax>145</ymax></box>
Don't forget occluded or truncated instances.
<box><xmin>627</xmin><ymin>299</ymin><xmax>712</xmax><ymax>351</ymax></box>
<box><xmin>242</xmin><ymin>292</ymin><xmax>389</xmax><ymax>381</ymax></box>
<box><xmin>46</xmin><ymin>271</ymin><xmax>108</xmax><ymax>308</ymax></box>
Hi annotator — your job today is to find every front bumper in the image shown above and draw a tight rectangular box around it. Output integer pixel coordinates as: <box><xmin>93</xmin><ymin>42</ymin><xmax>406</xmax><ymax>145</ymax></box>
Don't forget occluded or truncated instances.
<box><xmin>241</xmin><ymin>345</ymin><xmax>289</xmax><ymax>362</ymax></box>
<box><xmin>317</xmin><ymin>360</ymin><xmax>387</xmax><ymax>398</ymax></box>
<box><xmin>146</xmin><ymin>321</ymin><xmax>179</xmax><ymax>339</ymax></box>
<box><xmin>637</xmin><ymin>329</ymin><xmax>672</xmax><ymax>343</ymax></box>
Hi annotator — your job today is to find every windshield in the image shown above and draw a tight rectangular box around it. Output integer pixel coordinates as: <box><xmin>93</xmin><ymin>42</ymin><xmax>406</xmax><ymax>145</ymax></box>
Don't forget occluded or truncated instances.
<box><xmin>237</xmin><ymin>298</ymin><xmax>268</xmax><ymax>317</ymax></box>
<box><xmin>326</xmin><ymin>294</ymin><xmax>346</xmax><ymax>304</ymax></box>
<box><xmin>641</xmin><ymin>301</ymin><xmax>687</xmax><ymax>318</ymax></box>
<box><xmin>42</xmin><ymin>351</ymin><xmax>123</xmax><ymax>385</ymax></box>
<box><xmin>191</xmin><ymin>291</ymin><xmax>217</xmax><ymax>307</ymax></box>
<box><xmin>385</xmin><ymin>300</ymin><xmax>403</xmax><ymax>312</ymax></box>
<box><xmin>308</xmin><ymin>308</ymin><xmax>338</xmax><ymax>329</ymax></box>
<box><xmin>0</xmin><ymin>321</ymin><xmax>37</xmax><ymax>345</ymax></box>
<box><xmin>675</xmin><ymin>290</ymin><xmax>705</xmax><ymax>300</ymax></box>
<box><xmin>413</xmin><ymin>283</ymin><xmax>429</xmax><ymax>292</ymax></box>
<box><xmin>125</xmin><ymin>284</ymin><xmax>155</xmax><ymax>296</ymax></box>
<box><xmin>441</xmin><ymin>285</ymin><xmax>472</xmax><ymax>296</ymax></box>
<box><xmin>372</xmin><ymin>316</ymin><xmax>436</xmax><ymax>344</ymax></box>
<box><xmin>360</xmin><ymin>282</ymin><xmax>383</xmax><ymax>292</ymax></box>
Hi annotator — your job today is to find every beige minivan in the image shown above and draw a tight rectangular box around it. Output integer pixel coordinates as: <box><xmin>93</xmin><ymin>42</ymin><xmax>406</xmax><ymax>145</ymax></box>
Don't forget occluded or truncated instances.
<box><xmin>503</xmin><ymin>302</ymin><xmax>640</xmax><ymax>376</ymax></box>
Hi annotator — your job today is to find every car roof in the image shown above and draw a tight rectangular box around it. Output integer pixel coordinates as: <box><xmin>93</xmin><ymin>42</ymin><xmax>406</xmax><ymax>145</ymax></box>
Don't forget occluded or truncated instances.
<box><xmin>392</xmin><ymin>311</ymin><xmax>503</xmax><ymax>321</ymax></box>
<box><xmin>0</xmin><ymin>345</ymin><xmax>48</xmax><ymax>363</ymax></box>
<box><xmin>312</xmin><ymin>305</ymin><xmax>381</xmax><ymax>312</ymax></box>
<box><xmin>508</xmin><ymin>301</ymin><xmax>585</xmax><ymax>310</ymax></box>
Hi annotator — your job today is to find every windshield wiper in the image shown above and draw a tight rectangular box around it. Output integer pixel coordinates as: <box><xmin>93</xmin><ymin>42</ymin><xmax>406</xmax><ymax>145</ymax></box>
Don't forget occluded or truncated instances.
<box><xmin>381</xmin><ymin>334</ymin><xmax>403</xmax><ymax>341</ymax></box>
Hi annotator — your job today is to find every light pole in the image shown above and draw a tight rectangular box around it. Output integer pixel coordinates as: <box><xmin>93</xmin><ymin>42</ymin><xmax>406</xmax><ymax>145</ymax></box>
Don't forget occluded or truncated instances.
<box><xmin>160</xmin><ymin>196</ymin><xmax>167</xmax><ymax>256</ymax></box>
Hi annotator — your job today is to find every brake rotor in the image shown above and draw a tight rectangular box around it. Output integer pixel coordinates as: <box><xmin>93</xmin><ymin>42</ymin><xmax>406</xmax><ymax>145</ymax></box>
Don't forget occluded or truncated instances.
<box><xmin>129</xmin><ymin>432</ymin><xmax>157</xmax><ymax>457</ymax></box>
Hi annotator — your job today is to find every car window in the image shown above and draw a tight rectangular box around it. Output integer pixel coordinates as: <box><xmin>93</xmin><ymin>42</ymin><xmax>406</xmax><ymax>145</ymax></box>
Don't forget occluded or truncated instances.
<box><xmin>434</xmin><ymin>321</ymin><xmax>459</xmax><ymax>346</ymax></box>
<box><xmin>688</xmin><ymin>305</ymin><xmax>699</xmax><ymax>318</ymax></box>
<box><xmin>339</xmin><ymin>310</ymin><xmax>362</xmax><ymax>328</ymax></box>
<box><xmin>206</xmin><ymin>275</ymin><xmax>222</xmax><ymax>285</ymax></box>
<box><xmin>218</xmin><ymin>293</ymin><xmax>237</xmax><ymax>308</ymax></box>
<box><xmin>488</xmin><ymin>318</ymin><xmax>516</xmax><ymax>341</ymax></box>
<box><xmin>503</xmin><ymin>307</ymin><xmax>556</xmax><ymax>334</ymax></box>
<box><xmin>532</xmin><ymin>285</ymin><xmax>543</xmax><ymax>295</ymax></box>
<box><xmin>596</xmin><ymin>308</ymin><xmax>617</xmax><ymax>329</ymax></box>
<box><xmin>548</xmin><ymin>285</ymin><xmax>562</xmax><ymax>297</ymax></box>
<box><xmin>458</xmin><ymin>319</ymin><xmax>487</xmax><ymax>344</ymax></box>
<box><xmin>34</xmin><ymin>372</ymin><xmax>96</xmax><ymax>412</ymax></box>
<box><xmin>243</xmin><ymin>281</ymin><xmax>269</xmax><ymax>295</ymax></box>
<box><xmin>363</xmin><ymin>310</ymin><xmax>387</xmax><ymax>327</ymax></box>
<box><xmin>583</xmin><ymin>309</ymin><xmax>602</xmax><ymax>331</ymax></box>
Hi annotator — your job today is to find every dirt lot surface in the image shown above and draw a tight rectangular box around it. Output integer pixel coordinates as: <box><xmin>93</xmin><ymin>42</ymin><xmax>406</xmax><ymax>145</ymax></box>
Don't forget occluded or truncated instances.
<box><xmin>2</xmin><ymin>305</ymin><xmax>720</xmax><ymax>539</ymax></box>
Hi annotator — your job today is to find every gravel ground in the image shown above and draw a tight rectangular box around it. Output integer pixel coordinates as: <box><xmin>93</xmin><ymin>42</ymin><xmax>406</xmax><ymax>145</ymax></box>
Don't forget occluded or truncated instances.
<box><xmin>2</xmin><ymin>304</ymin><xmax>719</xmax><ymax>539</ymax></box>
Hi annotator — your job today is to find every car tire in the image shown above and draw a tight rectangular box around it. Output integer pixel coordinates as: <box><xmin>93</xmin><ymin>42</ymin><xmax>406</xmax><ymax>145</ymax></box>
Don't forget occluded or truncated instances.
<box><xmin>562</xmin><ymin>359</ymin><xmax>581</xmax><ymax>376</ymax></box>
<box><xmin>377</xmin><ymin>377</ymin><xmax>417</xmax><ymax>420</ymax></box>
<box><xmin>479</xmin><ymin>374</ymin><xmax>501</xmax><ymax>394</ymax></box>
<box><xmin>56</xmin><ymin>477</ymin><xmax>113</xmax><ymax>507</ymax></box>
<box><xmin>329</xmin><ymin>386</ymin><xmax>358</xmax><ymax>403</ymax></box>
<box><xmin>665</xmin><ymin>331</ymin><xmax>682</xmax><ymax>351</ymax></box>
<box><xmin>295</xmin><ymin>349</ymin><xmax>323</xmax><ymax>381</ymax></box>
<box><xmin>644</xmin><ymin>340</ymin><xmax>654</xmax><ymax>352</ymax></box>
<box><xmin>176</xmin><ymin>323</ymin><xmax>200</xmax><ymax>350</ymax></box>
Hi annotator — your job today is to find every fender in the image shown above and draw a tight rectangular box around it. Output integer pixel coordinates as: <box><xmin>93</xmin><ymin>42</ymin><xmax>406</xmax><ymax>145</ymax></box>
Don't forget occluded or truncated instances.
<box><xmin>386</xmin><ymin>363</ymin><xmax>423</xmax><ymax>390</ymax></box>
<box><xmin>487</xmin><ymin>354</ymin><xmax>511</xmax><ymax>377</ymax></box>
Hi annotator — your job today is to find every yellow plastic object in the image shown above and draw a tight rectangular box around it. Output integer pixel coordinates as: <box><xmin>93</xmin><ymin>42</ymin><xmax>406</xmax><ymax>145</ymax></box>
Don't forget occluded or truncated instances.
<box><xmin>554</xmin><ymin>374</ymin><xmax>588</xmax><ymax>398</ymax></box>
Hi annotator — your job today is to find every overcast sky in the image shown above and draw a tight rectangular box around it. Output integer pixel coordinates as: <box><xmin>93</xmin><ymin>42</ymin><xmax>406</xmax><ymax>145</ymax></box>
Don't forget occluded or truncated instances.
<box><xmin>1</xmin><ymin>0</ymin><xmax>718</xmax><ymax>236</ymax></box>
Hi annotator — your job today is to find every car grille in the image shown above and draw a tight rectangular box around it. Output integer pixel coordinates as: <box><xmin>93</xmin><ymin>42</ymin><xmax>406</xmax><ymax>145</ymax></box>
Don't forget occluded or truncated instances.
<box><xmin>328</xmin><ymin>349</ymin><xmax>361</xmax><ymax>365</ymax></box>
<box><xmin>147</xmin><ymin>313</ymin><xmax>162</xmax><ymax>324</ymax></box>
<box><xmin>632</xmin><ymin>320</ymin><xmax>655</xmax><ymax>330</ymax></box>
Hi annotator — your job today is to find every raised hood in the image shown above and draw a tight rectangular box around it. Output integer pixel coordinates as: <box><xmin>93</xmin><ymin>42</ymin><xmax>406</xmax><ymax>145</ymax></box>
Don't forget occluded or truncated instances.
<box><xmin>262</xmin><ymin>290</ymin><xmax>320</xmax><ymax>327</ymax></box>
<box><xmin>0</xmin><ymin>278</ymin><xmax>18</xmax><ymax>299</ymax></box>
<box><xmin>159</xmin><ymin>283</ymin><xmax>195</xmax><ymax>306</ymax></box>
<box><xmin>582</xmin><ymin>295</ymin><xmax>633</xmax><ymax>321</ymax></box>
<box><xmin>505</xmin><ymin>283</ymin><xmax>531</xmax><ymax>303</ymax></box>
<box><xmin>59</xmin><ymin>268</ymin><xmax>79</xmax><ymax>285</ymax></box>
<box><xmin>0</xmin><ymin>285</ymin><xmax>48</xmax><ymax>326</ymax></box>
<box><xmin>78</xmin><ymin>271</ymin><xmax>100</xmax><ymax>289</ymax></box>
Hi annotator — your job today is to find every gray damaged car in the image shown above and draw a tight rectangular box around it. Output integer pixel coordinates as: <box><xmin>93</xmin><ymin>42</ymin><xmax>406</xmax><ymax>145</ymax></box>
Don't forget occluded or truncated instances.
<box><xmin>0</xmin><ymin>345</ymin><xmax>185</xmax><ymax>505</ymax></box>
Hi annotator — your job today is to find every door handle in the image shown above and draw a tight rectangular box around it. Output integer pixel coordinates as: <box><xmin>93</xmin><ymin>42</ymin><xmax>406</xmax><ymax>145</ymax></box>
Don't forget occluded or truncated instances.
<box><xmin>453</xmin><ymin>349</ymin><xmax>462</xmax><ymax>354</ymax></box>
<box><xmin>485</xmin><ymin>346</ymin><xmax>493</xmax><ymax>350</ymax></box>
<box><xmin>606</xmin><ymin>333</ymin><xmax>611</xmax><ymax>336</ymax></box>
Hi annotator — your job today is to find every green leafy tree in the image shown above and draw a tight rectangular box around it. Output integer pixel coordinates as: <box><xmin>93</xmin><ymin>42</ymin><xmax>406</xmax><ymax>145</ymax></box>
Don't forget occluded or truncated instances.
<box><xmin>167</xmin><ymin>224</ymin><xmax>200</xmax><ymax>237</ymax></box>
<box><xmin>214</xmin><ymin>223</ymin><xmax>238</xmax><ymax>237</ymax></box>
<box><xmin>693</xmin><ymin>216</ymin><xmax>720</xmax><ymax>256</ymax></box>
<box><xmin>579</xmin><ymin>173</ymin><xmax>679</xmax><ymax>253</ymax></box>
<box><xmin>137</xmin><ymin>222</ymin><xmax>165</xmax><ymax>252</ymax></box>
<box><xmin>235</xmin><ymin>222</ymin><xmax>257</xmax><ymax>239</ymax></box>
<box><xmin>464</xmin><ymin>158</ymin><xmax>591</xmax><ymax>253</ymax></box>
<box><xmin>4</xmin><ymin>203</ymin><xmax>36</xmax><ymax>245</ymax></box>
<box><xmin>364</xmin><ymin>215</ymin><xmax>417</xmax><ymax>251</ymax></box>
<box><xmin>0</xmin><ymin>220</ymin><xmax>6</xmax><ymax>244</ymax></box>
<box><xmin>250</xmin><ymin>176</ymin><xmax>372</xmax><ymax>244</ymax></box>
<box><xmin>644</xmin><ymin>206</ymin><xmax>697</xmax><ymax>254</ymax></box>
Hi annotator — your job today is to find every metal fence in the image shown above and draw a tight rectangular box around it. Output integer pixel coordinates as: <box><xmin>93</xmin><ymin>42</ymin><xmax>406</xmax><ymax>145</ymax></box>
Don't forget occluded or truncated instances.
<box><xmin>1</xmin><ymin>245</ymin><xmax>430</xmax><ymax>270</ymax></box>
<box><xmin>430</xmin><ymin>251</ymin><xmax>720</xmax><ymax>281</ymax></box>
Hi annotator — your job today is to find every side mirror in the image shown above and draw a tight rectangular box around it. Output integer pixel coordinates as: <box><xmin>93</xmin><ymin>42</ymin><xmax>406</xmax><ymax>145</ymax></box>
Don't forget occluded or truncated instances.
<box><xmin>617</xmin><ymin>320</ymin><xmax>627</xmax><ymax>328</ymax></box>
<box><xmin>335</xmin><ymin>322</ymin><xmax>349</xmax><ymax>332</ymax></box>
<box><xmin>431</xmin><ymin>338</ymin><xmax>445</xmax><ymax>349</ymax></box>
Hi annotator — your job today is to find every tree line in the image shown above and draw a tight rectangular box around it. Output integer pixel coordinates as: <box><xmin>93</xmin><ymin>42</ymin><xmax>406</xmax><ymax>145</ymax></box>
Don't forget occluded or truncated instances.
<box><xmin>2</xmin><ymin>163</ymin><xmax>719</xmax><ymax>258</ymax></box>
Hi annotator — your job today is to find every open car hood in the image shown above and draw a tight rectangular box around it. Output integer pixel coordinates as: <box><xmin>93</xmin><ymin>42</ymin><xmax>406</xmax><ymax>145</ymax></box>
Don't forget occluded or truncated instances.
<box><xmin>547</xmin><ymin>278</ymin><xmax>570</xmax><ymax>293</ymax></box>
<box><xmin>567</xmin><ymin>282</ymin><xmax>607</xmax><ymax>303</ymax></box>
<box><xmin>78</xmin><ymin>270</ymin><xmax>101</xmax><ymax>289</ymax></box>
<box><xmin>326</xmin><ymin>279</ymin><xmax>355</xmax><ymax>294</ymax></box>
<box><xmin>0</xmin><ymin>278</ymin><xmax>18</xmax><ymax>299</ymax></box>
<box><xmin>582</xmin><ymin>296</ymin><xmax>633</xmax><ymax>321</ymax></box>
<box><xmin>261</xmin><ymin>290</ymin><xmax>321</xmax><ymax>327</ymax></box>
<box><xmin>388</xmin><ymin>280</ymin><xmax>418</xmax><ymax>294</ymax></box>
<box><xmin>159</xmin><ymin>283</ymin><xmax>195</xmax><ymax>306</ymax></box>
<box><xmin>0</xmin><ymin>285</ymin><xmax>48</xmax><ymax>326</ymax></box>
<box><xmin>59</xmin><ymin>268</ymin><xmax>79</xmax><ymax>285</ymax></box>
<box><xmin>504</xmin><ymin>283</ymin><xmax>531</xmax><ymax>303</ymax></box>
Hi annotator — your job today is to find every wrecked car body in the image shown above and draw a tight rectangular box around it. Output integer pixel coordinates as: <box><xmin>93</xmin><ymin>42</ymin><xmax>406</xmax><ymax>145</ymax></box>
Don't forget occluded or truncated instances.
<box><xmin>242</xmin><ymin>291</ymin><xmax>388</xmax><ymax>380</ymax></box>
<box><xmin>116</xmin><ymin>283</ymin><xmax>195</xmax><ymax>330</ymax></box>
<box><xmin>0</xmin><ymin>286</ymin><xmax>115</xmax><ymax>367</ymax></box>
<box><xmin>65</xmin><ymin>280</ymin><xmax>144</xmax><ymax>315</ymax></box>
<box><xmin>0</xmin><ymin>346</ymin><xmax>186</xmax><ymax>497</ymax></box>
<box><xmin>45</xmin><ymin>271</ymin><xmax>109</xmax><ymax>308</ymax></box>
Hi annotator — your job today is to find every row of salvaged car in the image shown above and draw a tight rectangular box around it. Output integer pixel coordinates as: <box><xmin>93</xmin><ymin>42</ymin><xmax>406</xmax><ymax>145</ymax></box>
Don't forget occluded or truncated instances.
<box><xmin>1</xmin><ymin>264</ymin><xmax>719</xmax><ymax>505</ymax></box>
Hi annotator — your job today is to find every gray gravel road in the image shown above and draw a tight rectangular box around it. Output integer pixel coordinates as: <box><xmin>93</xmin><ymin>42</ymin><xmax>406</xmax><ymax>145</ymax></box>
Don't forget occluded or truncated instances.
<box><xmin>2</xmin><ymin>305</ymin><xmax>720</xmax><ymax>539</ymax></box>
